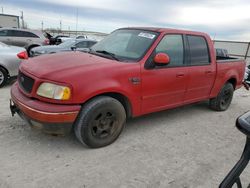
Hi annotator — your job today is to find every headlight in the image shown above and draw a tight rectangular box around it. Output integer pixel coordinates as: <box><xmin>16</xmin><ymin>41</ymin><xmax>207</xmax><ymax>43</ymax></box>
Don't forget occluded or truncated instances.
<box><xmin>37</xmin><ymin>83</ymin><xmax>71</xmax><ymax>100</ymax></box>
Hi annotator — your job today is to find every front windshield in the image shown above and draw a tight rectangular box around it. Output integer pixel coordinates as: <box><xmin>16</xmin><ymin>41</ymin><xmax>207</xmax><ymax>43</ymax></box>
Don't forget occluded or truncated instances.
<box><xmin>91</xmin><ymin>29</ymin><xmax>159</xmax><ymax>61</ymax></box>
<box><xmin>58</xmin><ymin>40</ymin><xmax>76</xmax><ymax>48</ymax></box>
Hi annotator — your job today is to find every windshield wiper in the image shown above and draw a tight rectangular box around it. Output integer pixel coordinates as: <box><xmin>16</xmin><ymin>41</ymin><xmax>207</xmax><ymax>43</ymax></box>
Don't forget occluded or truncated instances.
<box><xmin>95</xmin><ymin>50</ymin><xmax>120</xmax><ymax>61</ymax></box>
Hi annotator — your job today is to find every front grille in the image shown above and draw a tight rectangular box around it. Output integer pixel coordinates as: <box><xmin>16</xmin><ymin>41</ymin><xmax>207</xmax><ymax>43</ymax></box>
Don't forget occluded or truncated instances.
<box><xmin>18</xmin><ymin>71</ymin><xmax>34</xmax><ymax>93</ymax></box>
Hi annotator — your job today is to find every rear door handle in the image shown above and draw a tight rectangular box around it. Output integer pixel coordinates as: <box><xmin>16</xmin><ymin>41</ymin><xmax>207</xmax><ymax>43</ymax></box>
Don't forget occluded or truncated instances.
<box><xmin>176</xmin><ymin>73</ymin><xmax>185</xmax><ymax>78</ymax></box>
<box><xmin>205</xmin><ymin>71</ymin><xmax>213</xmax><ymax>74</ymax></box>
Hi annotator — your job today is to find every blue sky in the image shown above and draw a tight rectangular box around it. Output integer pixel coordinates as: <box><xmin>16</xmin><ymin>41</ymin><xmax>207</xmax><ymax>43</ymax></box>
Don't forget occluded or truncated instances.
<box><xmin>1</xmin><ymin>0</ymin><xmax>250</xmax><ymax>41</ymax></box>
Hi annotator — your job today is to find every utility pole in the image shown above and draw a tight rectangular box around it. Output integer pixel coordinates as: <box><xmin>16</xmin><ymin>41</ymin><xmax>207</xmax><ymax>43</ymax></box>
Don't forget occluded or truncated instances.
<box><xmin>76</xmin><ymin>8</ymin><xmax>78</xmax><ymax>36</ymax></box>
<box><xmin>1</xmin><ymin>7</ymin><xmax>3</xmax><ymax>14</ymax></box>
<box><xmin>41</xmin><ymin>21</ymin><xmax>44</xmax><ymax>31</ymax></box>
<box><xmin>60</xmin><ymin>20</ymin><xmax>62</xmax><ymax>32</ymax></box>
<box><xmin>21</xmin><ymin>11</ymin><xmax>24</xmax><ymax>28</ymax></box>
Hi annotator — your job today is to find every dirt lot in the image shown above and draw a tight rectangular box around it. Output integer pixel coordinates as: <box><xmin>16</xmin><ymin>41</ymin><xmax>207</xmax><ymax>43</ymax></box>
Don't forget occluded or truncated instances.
<box><xmin>0</xmin><ymin>83</ymin><xmax>250</xmax><ymax>188</ymax></box>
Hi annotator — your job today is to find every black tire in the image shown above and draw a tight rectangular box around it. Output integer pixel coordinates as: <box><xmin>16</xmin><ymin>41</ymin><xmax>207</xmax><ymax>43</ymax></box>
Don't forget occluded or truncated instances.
<box><xmin>0</xmin><ymin>67</ymin><xmax>8</xmax><ymax>88</ymax></box>
<box><xmin>209</xmin><ymin>83</ymin><xmax>234</xmax><ymax>111</ymax></box>
<box><xmin>74</xmin><ymin>96</ymin><xmax>126</xmax><ymax>148</ymax></box>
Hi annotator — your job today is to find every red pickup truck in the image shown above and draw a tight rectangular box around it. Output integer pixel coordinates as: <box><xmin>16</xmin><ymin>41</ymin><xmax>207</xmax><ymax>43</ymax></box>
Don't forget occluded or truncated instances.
<box><xmin>10</xmin><ymin>27</ymin><xmax>246</xmax><ymax>148</ymax></box>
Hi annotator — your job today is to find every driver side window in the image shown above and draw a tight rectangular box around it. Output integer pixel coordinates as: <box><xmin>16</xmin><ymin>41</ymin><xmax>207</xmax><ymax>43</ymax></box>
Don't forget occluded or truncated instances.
<box><xmin>155</xmin><ymin>34</ymin><xmax>184</xmax><ymax>67</ymax></box>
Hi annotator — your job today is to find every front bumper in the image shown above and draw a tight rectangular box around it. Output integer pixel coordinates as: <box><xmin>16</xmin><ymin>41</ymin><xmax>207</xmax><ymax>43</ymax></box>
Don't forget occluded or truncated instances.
<box><xmin>10</xmin><ymin>83</ymin><xmax>81</xmax><ymax>135</ymax></box>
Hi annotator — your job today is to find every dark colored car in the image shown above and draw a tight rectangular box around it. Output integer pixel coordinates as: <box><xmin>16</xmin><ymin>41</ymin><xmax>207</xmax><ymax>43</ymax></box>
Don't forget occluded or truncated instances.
<box><xmin>48</xmin><ymin>34</ymin><xmax>70</xmax><ymax>45</ymax></box>
<box><xmin>30</xmin><ymin>39</ymin><xmax>97</xmax><ymax>57</ymax></box>
<box><xmin>216</xmin><ymin>48</ymin><xmax>229</xmax><ymax>59</ymax></box>
<box><xmin>244</xmin><ymin>64</ymin><xmax>250</xmax><ymax>86</ymax></box>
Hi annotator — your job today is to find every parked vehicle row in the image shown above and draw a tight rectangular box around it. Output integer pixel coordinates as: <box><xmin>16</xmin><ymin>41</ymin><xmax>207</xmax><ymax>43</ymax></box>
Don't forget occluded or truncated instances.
<box><xmin>0</xmin><ymin>27</ymin><xmax>98</xmax><ymax>87</ymax></box>
<box><xmin>10</xmin><ymin>27</ymin><xmax>246</xmax><ymax>148</ymax></box>
<box><xmin>0</xmin><ymin>28</ymin><xmax>49</xmax><ymax>55</ymax></box>
<box><xmin>0</xmin><ymin>28</ymin><xmax>96</xmax><ymax>55</ymax></box>
<box><xmin>45</xmin><ymin>33</ymin><xmax>88</xmax><ymax>45</ymax></box>
<box><xmin>0</xmin><ymin>42</ymin><xmax>28</xmax><ymax>87</ymax></box>
<box><xmin>30</xmin><ymin>39</ymin><xmax>97</xmax><ymax>57</ymax></box>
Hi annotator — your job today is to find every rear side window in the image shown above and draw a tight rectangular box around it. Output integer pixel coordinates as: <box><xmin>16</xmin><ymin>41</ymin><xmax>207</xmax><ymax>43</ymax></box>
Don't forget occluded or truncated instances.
<box><xmin>8</xmin><ymin>30</ymin><xmax>39</xmax><ymax>38</ymax></box>
<box><xmin>23</xmin><ymin>31</ymin><xmax>39</xmax><ymax>38</ymax></box>
<box><xmin>155</xmin><ymin>34</ymin><xmax>184</xmax><ymax>67</ymax></box>
<box><xmin>187</xmin><ymin>35</ymin><xmax>210</xmax><ymax>65</ymax></box>
<box><xmin>0</xmin><ymin>30</ymin><xmax>8</xmax><ymax>36</ymax></box>
<box><xmin>9</xmin><ymin>30</ymin><xmax>24</xmax><ymax>37</ymax></box>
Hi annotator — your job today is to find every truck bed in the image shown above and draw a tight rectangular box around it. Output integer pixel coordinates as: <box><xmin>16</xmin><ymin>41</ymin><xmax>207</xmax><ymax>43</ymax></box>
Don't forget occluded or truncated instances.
<box><xmin>213</xmin><ymin>58</ymin><xmax>246</xmax><ymax>94</ymax></box>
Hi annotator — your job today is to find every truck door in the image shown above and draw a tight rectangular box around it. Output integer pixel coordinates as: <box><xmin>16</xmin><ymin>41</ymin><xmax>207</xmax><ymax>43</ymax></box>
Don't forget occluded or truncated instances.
<box><xmin>184</xmin><ymin>35</ymin><xmax>216</xmax><ymax>103</ymax></box>
<box><xmin>141</xmin><ymin>34</ymin><xmax>188</xmax><ymax>114</ymax></box>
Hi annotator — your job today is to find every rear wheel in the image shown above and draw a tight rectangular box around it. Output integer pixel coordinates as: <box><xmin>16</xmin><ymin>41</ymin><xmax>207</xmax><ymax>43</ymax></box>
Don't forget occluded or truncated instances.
<box><xmin>0</xmin><ymin>67</ymin><xmax>8</xmax><ymax>88</ymax></box>
<box><xmin>209</xmin><ymin>83</ymin><xmax>234</xmax><ymax>111</ymax></box>
<box><xmin>74</xmin><ymin>96</ymin><xmax>126</xmax><ymax>148</ymax></box>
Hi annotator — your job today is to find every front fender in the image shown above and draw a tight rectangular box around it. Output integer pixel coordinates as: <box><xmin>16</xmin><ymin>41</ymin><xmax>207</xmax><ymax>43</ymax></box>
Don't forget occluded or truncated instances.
<box><xmin>74</xmin><ymin>78</ymin><xmax>141</xmax><ymax>116</ymax></box>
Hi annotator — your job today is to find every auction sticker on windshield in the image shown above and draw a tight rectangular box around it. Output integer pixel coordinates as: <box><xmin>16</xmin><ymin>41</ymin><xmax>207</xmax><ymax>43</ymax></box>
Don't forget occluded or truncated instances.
<box><xmin>138</xmin><ymin>32</ymin><xmax>156</xmax><ymax>39</ymax></box>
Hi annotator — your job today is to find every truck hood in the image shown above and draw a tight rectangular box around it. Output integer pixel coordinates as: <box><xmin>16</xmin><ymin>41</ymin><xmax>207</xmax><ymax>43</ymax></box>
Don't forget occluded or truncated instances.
<box><xmin>21</xmin><ymin>51</ymin><xmax>125</xmax><ymax>81</ymax></box>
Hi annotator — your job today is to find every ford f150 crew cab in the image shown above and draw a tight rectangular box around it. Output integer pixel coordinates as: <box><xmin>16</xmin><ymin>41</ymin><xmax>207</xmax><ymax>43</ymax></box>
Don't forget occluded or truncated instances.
<box><xmin>10</xmin><ymin>27</ymin><xmax>246</xmax><ymax>148</ymax></box>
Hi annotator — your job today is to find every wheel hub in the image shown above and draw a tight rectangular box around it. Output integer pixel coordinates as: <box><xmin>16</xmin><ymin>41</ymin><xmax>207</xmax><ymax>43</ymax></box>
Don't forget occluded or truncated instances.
<box><xmin>0</xmin><ymin>71</ymin><xmax>4</xmax><ymax>85</ymax></box>
<box><xmin>92</xmin><ymin>112</ymin><xmax>116</xmax><ymax>139</ymax></box>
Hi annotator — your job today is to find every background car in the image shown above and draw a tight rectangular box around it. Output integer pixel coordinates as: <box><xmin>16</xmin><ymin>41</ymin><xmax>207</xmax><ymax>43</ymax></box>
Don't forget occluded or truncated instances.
<box><xmin>30</xmin><ymin>39</ymin><xmax>97</xmax><ymax>57</ymax></box>
<box><xmin>216</xmin><ymin>48</ymin><xmax>229</xmax><ymax>58</ymax></box>
<box><xmin>47</xmin><ymin>34</ymin><xmax>70</xmax><ymax>45</ymax></box>
<box><xmin>0</xmin><ymin>28</ymin><xmax>49</xmax><ymax>56</ymax></box>
<box><xmin>0</xmin><ymin>42</ymin><xmax>28</xmax><ymax>87</ymax></box>
<box><xmin>76</xmin><ymin>35</ymin><xmax>88</xmax><ymax>39</ymax></box>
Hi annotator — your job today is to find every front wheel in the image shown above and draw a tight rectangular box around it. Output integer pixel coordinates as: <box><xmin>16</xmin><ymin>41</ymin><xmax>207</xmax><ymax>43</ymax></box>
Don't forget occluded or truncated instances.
<box><xmin>0</xmin><ymin>67</ymin><xmax>8</xmax><ymax>88</ymax></box>
<box><xmin>209</xmin><ymin>83</ymin><xmax>234</xmax><ymax>111</ymax></box>
<box><xmin>74</xmin><ymin>96</ymin><xmax>126</xmax><ymax>148</ymax></box>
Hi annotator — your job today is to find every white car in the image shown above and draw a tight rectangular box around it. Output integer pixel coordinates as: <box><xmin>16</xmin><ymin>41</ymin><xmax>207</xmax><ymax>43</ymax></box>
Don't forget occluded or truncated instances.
<box><xmin>0</xmin><ymin>42</ymin><xmax>28</xmax><ymax>87</ymax></box>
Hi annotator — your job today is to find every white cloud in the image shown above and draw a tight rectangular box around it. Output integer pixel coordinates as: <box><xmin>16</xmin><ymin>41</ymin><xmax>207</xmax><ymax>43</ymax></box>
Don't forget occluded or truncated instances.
<box><xmin>176</xmin><ymin>5</ymin><xmax>250</xmax><ymax>26</ymax></box>
<box><xmin>2</xmin><ymin>0</ymin><xmax>250</xmax><ymax>41</ymax></box>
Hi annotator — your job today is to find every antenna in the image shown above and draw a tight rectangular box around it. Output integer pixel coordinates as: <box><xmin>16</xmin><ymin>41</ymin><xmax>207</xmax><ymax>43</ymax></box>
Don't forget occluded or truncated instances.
<box><xmin>213</xmin><ymin>33</ymin><xmax>217</xmax><ymax>43</ymax></box>
<box><xmin>21</xmin><ymin>11</ymin><xmax>24</xmax><ymax>28</ymax></box>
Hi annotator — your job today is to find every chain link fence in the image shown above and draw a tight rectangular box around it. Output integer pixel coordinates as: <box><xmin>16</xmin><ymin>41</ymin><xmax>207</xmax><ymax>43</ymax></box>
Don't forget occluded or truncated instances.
<box><xmin>214</xmin><ymin>40</ymin><xmax>250</xmax><ymax>65</ymax></box>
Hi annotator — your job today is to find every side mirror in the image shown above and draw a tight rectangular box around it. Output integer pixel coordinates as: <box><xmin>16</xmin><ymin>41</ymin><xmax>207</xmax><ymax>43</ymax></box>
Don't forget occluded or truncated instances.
<box><xmin>154</xmin><ymin>53</ymin><xmax>170</xmax><ymax>65</ymax></box>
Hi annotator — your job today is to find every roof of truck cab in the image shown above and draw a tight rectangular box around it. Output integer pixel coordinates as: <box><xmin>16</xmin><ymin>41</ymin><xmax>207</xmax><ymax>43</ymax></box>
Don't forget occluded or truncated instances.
<box><xmin>119</xmin><ymin>27</ymin><xmax>208</xmax><ymax>36</ymax></box>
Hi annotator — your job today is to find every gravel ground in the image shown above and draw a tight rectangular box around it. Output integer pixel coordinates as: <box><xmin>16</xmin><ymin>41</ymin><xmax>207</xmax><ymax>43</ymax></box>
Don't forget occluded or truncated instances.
<box><xmin>0</xmin><ymin>83</ymin><xmax>250</xmax><ymax>188</ymax></box>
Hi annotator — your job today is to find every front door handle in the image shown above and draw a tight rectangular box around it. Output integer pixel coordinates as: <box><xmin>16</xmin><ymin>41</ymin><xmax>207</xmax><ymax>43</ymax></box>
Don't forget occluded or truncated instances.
<box><xmin>205</xmin><ymin>71</ymin><xmax>212</xmax><ymax>74</ymax></box>
<box><xmin>129</xmin><ymin>77</ymin><xmax>141</xmax><ymax>85</ymax></box>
